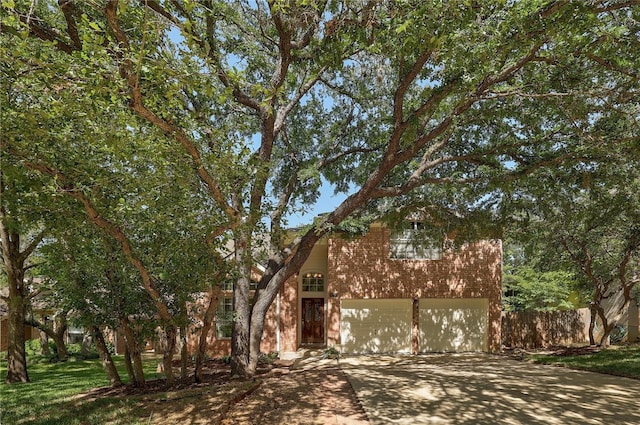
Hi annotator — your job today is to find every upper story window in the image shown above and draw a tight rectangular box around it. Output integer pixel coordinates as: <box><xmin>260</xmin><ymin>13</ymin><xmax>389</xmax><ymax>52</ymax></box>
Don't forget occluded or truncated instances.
<box><xmin>302</xmin><ymin>272</ymin><xmax>325</xmax><ymax>292</ymax></box>
<box><xmin>390</xmin><ymin>221</ymin><xmax>442</xmax><ymax>260</ymax></box>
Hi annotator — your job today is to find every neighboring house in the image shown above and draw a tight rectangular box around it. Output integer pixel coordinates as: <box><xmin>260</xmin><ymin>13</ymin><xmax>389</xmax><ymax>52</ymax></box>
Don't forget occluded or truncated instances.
<box><xmin>194</xmin><ymin>221</ymin><xmax>503</xmax><ymax>357</ymax></box>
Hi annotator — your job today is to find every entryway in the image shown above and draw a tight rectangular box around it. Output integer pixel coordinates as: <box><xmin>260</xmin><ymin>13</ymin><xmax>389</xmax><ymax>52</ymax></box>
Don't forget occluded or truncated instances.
<box><xmin>301</xmin><ymin>298</ymin><xmax>324</xmax><ymax>344</ymax></box>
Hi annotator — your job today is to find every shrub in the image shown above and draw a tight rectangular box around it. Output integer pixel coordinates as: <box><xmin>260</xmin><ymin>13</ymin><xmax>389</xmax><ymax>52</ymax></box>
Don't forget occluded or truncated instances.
<box><xmin>259</xmin><ymin>351</ymin><xmax>279</xmax><ymax>364</ymax></box>
<box><xmin>25</xmin><ymin>339</ymin><xmax>50</xmax><ymax>356</ymax></box>
<box><xmin>322</xmin><ymin>346</ymin><xmax>340</xmax><ymax>359</ymax></box>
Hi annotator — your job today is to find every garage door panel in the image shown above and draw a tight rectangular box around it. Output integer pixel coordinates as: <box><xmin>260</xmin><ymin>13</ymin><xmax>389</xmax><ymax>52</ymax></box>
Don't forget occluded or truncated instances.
<box><xmin>419</xmin><ymin>298</ymin><xmax>488</xmax><ymax>352</ymax></box>
<box><xmin>340</xmin><ymin>299</ymin><xmax>412</xmax><ymax>354</ymax></box>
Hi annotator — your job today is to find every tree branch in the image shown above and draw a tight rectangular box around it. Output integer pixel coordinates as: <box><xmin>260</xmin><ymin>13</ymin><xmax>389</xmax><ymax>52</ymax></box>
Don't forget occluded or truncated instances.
<box><xmin>584</xmin><ymin>52</ymin><xmax>638</xmax><ymax>78</ymax></box>
<box><xmin>6</xmin><ymin>8</ymin><xmax>80</xmax><ymax>53</ymax></box>
<box><xmin>594</xmin><ymin>0</ymin><xmax>640</xmax><ymax>13</ymax></box>
<box><xmin>268</xmin><ymin>1</ymin><xmax>293</xmax><ymax>94</ymax></box>
<box><xmin>274</xmin><ymin>65</ymin><xmax>329</xmax><ymax>135</ymax></box>
<box><xmin>269</xmin><ymin>129</ymin><xmax>299</xmax><ymax>229</ymax></box>
<box><xmin>200</xmin><ymin>1</ymin><xmax>263</xmax><ymax>113</ymax></box>
<box><xmin>103</xmin><ymin>0</ymin><xmax>239</xmax><ymax>222</ymax></box>
<box><xmin>58</xmin><ymin>0</ymin><xmax>82</xmax><ymax>51</ymax></box>
<box><xmin>16</xmin><ymin>155</ymin><xmax>173</xmax><ymax>322</ymax></box>
<box><xmin>18</xmin><ymin>229</ymin><xmax>47</xmax><ymax>265</ymax></box>
<box><xmin>143</xmin><ymin>0</ymin><xmax>183</xmax><ymax>26</ymax></box>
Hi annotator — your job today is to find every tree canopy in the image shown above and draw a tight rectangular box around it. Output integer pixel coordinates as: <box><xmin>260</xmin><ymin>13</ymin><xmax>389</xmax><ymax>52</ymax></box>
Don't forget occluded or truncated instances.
<box><xmin>505</xmin><ymin>144</ymin><xmax>640</xmax><ymax>343</ymax></box>
<box><xmin>2</xmin><ymin>0</ymin><xmax>639</xmax><ymax>378</ymax></box>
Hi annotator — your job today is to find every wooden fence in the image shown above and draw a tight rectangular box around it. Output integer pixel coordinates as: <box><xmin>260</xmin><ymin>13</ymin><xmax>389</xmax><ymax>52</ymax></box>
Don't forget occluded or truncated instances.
<box><xmin>501</xmin><ymin>308</ymin><xmax>590</xmax><ymax>349</ymax></box>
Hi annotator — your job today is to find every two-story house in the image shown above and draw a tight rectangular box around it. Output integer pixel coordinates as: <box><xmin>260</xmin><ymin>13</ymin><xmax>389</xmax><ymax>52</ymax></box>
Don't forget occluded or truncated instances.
<box><xmin>199</xmin><ymin>222</ymin><xmax>502</xmax><ymax>357</ymax></box>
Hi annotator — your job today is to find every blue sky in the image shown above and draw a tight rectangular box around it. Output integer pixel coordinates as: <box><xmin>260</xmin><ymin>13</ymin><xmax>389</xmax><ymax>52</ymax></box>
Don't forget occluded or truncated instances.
<box><xmin>284</xmin><ymin>179</ymin><xmax>349</xmax><ymax>227</ymax></box>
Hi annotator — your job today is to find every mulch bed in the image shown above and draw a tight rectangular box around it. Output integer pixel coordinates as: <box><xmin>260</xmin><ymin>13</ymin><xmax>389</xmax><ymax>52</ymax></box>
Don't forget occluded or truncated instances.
<box><xmin>499</xmin><ymin>344</ymin><xmax>603</xmax><ymax>360</ymax></box>
<box><xmin>78</xmin><ymin>358</ymin><xmax>292</xmax><ymax>399</ymax></box>
<box><xmin>76</xmin><ymin>357</ymin><xmax>369</xmax><ymax>425</ymax></box>
<box><xmin>545</xmin><ymin>345</ymin><xmax>603</xmax><ymax>356</ymax></box>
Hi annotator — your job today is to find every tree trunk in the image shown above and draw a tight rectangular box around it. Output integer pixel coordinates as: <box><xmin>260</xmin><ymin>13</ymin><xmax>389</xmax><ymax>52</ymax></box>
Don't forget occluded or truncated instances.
<box><xmin>123</xmin><ymin>344</ymin><xmax>135</xmax><ymax>383</ymax></box>
<box><xmin>24</xmin><ymin>312</ymin><xmax>69</xmax><ymax>361</ymax></box>
<box><xmin>230</xmin><ymin>256</ymin><xmax>252</xmax><ymax>378</ymax></box>
<box><xmin>51</xmin><ymin>333</ymin><xmax>69</xmax><ymax>361</ymax></box>
<box><xmin>600</xmin><ymin>325</ymin><xmax>613</xmax><ymax>346</ymax></box>
<box><xmin>231</xmin><ymin>323</ymin><xmax>251</xmax><ymax>378</ymax></box>
<box><xmin>594</xmin><ymin>304</ymin><xmax>611</xmax><ymax>347</ymax></box>
<box><xmin>180</xmin><ymin>324</ymin><xmax>188</xmax><ymax>380</ymax></box>
<box><xmin>121</xmin><ymin>318</ymin><xmax>145</xmax><ymax>386</ymax></box>
<box><xmin>81</xmin><ymin>331</ymin><xmax>93</xmax><ymax>355</ymax></box>
<box><xmin>246</xmin><ymin>279</ymin><xmax>286</xmax><ymax>373</ymax></box>
<box><xmin>39</xmin><ymin>327</ymin><xmax>50</xmax><ymax>356</ymax></box>
<box><xmin>0</xmin><ymin>222</ymin><xmax>43</xmax><ymax>384</ymax></box>
<box><xmin>233</xmin><ymin>279</ymin><xmax>285</xmax><ymax>377</ymax></box>
<box><xmin>195</xmin><ymin>287</ymin><xmax>219</xmax><ymax>383</ymax></box>
<box><xmin>230</xmin><ymin>229</ymin><xmax>266</xmax><ymax>378</ymax></box>
<box><xmin>588</xmin><ymin>304</ymin><xmax>597</xmax><ymax>345</ymax></box>
<box><xmin>5</xmin><ymin>294</ymin><xmax>29</xmax><ymax>383</ymax></box>
<box><xmin>130</xmin><ymin>344</ymin><xmax>145</xmax><ymax>386</ymax></box>
<box><xmin>247</xmin><ymin>327</ymin><xmax>261</xmax><ymax>374</ymax></box>
<box><xmin>91</xmin><ymin>326</ymin><xmax>122</xmax><ymax>387</ymax></box>
<box><xmin>161</xmin><ymin>324</ymin><xmax>177</xmax><ymax>386</ymax></box>
<box><xmin>229</xmin><ymin>229</ymin><xmax>319</xmax><ymax>378</ymax></box>
<box><xmin>248</xmin><ymin>299</ymin><xmax>271</xmax><ymax>373</ymax></box>
<box><xmin>51</xmin><ymin>314</ymin><xmax>69</xmax><ymax>361</ymax></box>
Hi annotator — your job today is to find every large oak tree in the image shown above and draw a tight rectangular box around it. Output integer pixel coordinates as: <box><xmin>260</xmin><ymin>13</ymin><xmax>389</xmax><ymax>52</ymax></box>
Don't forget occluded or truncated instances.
<box><xmin>2</xmin><ymin>1</ymin><xmax>639</xmax><ymax>378</ymax></box>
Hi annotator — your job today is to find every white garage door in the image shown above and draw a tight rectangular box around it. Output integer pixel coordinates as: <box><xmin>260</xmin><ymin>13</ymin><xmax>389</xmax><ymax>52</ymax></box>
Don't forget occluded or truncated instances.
<box><xmin>340</xmin><ymin>299</ymin><xmax>412</xmax><ymax>354</ymax></box>
<box><xmin>419</xmin><ymin>298</ymin><xmax>488</xmax><ymax>352</ymax></box>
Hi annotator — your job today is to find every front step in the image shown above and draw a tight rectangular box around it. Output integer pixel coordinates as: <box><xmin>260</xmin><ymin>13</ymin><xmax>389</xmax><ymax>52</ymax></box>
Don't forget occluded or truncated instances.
<box><xmin>280</xmin><ymin>346</ymin><xmax>327</xmax><ymax>360</ymax></box>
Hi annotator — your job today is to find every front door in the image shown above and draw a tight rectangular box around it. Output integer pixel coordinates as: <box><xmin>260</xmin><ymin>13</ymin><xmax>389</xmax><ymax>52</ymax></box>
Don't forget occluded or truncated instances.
<box><xmin>301</xmin><ymin>298</ymin><xmax>324</xmax><ymax>344</ymax></box>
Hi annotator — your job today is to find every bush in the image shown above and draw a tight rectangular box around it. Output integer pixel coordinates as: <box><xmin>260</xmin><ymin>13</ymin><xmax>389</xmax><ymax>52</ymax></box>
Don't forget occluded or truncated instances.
<box><xmin>22</xmin><ymin>341</ymin><xmax>99</xmax><ymax>363</ymax></box>
<box><xmin>259</xmin><ymin>351</ymin><xmax>279</xmax><ymax>364</ymax></box>
<box><xmin>65</xmin><ymin>343</ymin><xmax>99</xmax><ymax>360</ymax></box>
<box><xmin>322</xmin><ymin>346</ymin><xmax>340</xmax><ymax>359</ymax></box>
<box><xmin>24</xmin><ymin>339</ymin><xmax>52</xmax><ymax>356</ymax></box>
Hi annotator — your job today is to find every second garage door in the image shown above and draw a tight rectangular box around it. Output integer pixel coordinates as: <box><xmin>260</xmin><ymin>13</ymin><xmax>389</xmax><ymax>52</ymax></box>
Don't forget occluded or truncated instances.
<box><xmin>340</xmin><ymin>299</ymin><xmax>412</xmax><ymax>354</ymax></box>
<box><xmin>419</xmin><ymin>298</ymin><xmax>488</xmax><ymax>352</ymax></box>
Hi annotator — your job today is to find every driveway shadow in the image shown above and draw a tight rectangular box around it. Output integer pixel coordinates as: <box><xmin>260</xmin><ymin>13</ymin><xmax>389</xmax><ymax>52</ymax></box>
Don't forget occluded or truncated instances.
<box><xmin>340</xmin><ymin>353</ymin><xmax>640</xmax><ymax>425</ymax></box>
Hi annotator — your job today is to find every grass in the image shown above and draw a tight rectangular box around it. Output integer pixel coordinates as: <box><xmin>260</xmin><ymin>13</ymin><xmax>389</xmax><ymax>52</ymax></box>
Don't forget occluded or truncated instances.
<box><xmin>0</xmin><ymin>354</ymin><xmax>163</xmax><ymax>425</ymax></box>
<box><xmin>526</xmin><ymin>344</ymin><xmax>640</xmax><ymax>379</ymax></box>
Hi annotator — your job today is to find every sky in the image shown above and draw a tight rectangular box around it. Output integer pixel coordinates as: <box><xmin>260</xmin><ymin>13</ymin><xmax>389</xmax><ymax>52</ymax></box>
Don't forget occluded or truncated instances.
<box><xmin>284</xmin><ymin>179</ymin><xmax>349</xmax><ymax>227</ymax></box>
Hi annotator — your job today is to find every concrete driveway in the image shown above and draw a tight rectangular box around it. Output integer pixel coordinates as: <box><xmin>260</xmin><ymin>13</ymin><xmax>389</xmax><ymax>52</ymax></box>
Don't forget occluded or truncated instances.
<box><xmin>340</xmin><ymin>353</ymin><xmax>640</xmax><ymax>425</ymax></box>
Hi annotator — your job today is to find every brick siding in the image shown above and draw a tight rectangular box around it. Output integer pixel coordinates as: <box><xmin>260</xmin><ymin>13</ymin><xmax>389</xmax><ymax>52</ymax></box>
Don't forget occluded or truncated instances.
<box><xmin>187</xmin><ymin>225</ymin><xmax>502</xmax><ymax>356</ymax></box>
<box><xmin>325</xmin><ymin>226</ymin><xmax>502</xmax><ymax>352</ymax></box>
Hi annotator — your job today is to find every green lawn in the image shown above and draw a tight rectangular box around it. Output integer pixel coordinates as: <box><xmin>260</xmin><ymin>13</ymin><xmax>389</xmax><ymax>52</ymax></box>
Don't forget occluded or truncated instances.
<box><xmin>0</xmin><ymin>355</ymin><xmax>162</xmax><ymax>425</ymax></box>
<box><xmin>527</xmin><ymin>344</ymin><xmax>640</xmax><ymax>379</ymax></box>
